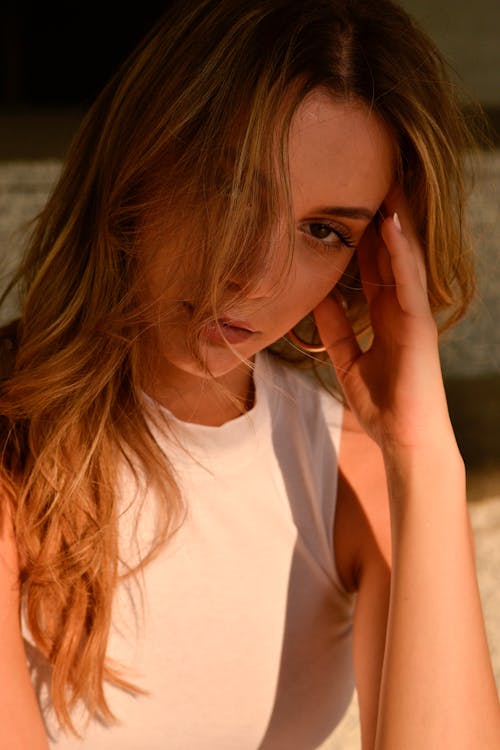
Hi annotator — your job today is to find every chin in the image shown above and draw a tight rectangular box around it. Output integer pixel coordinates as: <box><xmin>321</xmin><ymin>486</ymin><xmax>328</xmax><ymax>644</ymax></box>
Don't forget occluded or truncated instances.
<box><xmin>204</xmin><ymin>341</ymin><xmax>259</xmax><ymax>378</ymax></box>
<box><xmin>165</xmin><ymin>341</ymin><xmax>257</xmax><ymax>381</ymax></box>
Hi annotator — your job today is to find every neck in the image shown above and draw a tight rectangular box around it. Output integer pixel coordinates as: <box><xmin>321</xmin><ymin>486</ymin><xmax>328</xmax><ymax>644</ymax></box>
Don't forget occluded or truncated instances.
<box><xmin>146</xmin><ymin>358</ymin><xmax>256</xmax><ymax>427</ymax></box>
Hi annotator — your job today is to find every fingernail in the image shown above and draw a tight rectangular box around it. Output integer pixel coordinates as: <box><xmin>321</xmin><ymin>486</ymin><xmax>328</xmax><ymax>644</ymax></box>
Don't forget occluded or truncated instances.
<box><xmin>393</xmin><ymin>212</ymin><xmax>402</xmax><ymax>232</ymax></box>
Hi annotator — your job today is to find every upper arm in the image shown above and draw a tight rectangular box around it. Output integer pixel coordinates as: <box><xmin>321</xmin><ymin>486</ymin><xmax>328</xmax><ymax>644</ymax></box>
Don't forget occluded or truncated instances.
<box><xmin>0</xmin><ymin>495</ymin><xmax>49</xmax><ymax>749</ymax></box>
<box><xmin>334</xmin><ymin>408</ymin><xmax>392</xmax><ymax>750</ymax></box>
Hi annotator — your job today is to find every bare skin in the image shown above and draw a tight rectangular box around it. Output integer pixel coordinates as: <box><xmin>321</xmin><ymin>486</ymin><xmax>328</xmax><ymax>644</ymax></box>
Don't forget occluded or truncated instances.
<box><xmin>322</xmin><ymin>192</ymin><xmax>500</xmax><ymax>748</ymax></box>
<box><xmin>0</xmin><ymin>507</ymin><xmax>49</xmax><ymax>748</ymax></box>
<box><xmin>1</xmin><ymin>91</ymin><xmax>499</xmax><ymax>748</ymax></box>
<box><xmin>144</xmin><ymin>91</ymin><xmax>500</xmax><ymax>746</ymax></box>
<box><xmin>142</xmin><ymin>93</ymin><xmax>394</xmax><ymax>424</ymax></box>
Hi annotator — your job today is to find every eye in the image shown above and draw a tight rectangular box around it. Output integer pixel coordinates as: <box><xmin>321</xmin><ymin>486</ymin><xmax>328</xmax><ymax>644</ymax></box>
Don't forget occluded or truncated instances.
<box><xmin>300</xmin><ymin>221</ymin><xmax>355</xmax><ymax>250</ymax></box>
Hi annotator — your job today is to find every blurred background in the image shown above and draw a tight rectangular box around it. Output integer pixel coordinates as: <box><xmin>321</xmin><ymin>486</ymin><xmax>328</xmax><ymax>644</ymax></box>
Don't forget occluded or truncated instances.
<box><xmin>0</xmin><ymin>3</ymin><xmax>498</xmax><ymax>748</ymax></box>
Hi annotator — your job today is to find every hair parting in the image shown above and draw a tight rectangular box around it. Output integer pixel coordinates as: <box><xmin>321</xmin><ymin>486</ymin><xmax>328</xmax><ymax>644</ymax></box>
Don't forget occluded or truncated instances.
<box><xmin>0</xmin><ymin>0</ymin><xmax>483</xmax><ymax>732</ymax></box>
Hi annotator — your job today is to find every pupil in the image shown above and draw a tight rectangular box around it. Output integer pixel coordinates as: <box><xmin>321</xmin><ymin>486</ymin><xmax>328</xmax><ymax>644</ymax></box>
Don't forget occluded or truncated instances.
<box><xmin>311</xmin><ymin>223</ymin><xmax>330</xmax><ymax>238</ymax></box>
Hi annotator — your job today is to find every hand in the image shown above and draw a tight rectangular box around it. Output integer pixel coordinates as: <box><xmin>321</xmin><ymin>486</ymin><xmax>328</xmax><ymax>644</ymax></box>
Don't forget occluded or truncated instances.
<box><xmin>314</xmin><ymin>186</ymin><xmax>453</xmax><ymax>452</ymax></box>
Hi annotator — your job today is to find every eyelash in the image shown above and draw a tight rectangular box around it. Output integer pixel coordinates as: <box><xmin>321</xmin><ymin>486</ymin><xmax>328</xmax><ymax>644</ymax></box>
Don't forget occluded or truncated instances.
<box><xmin>300</xmin><ymin>221</ymin><xmax>355</xmax><ymax>250</ymax></box>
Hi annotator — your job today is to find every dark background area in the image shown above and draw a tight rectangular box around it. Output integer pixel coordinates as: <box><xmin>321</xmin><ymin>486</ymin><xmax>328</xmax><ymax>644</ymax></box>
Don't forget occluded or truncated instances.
<box><xmin>0</xmin><ymin>2</ymin><xmax>498</xmax><ymax>158</ymax></box>
<box><xmin>0</xmin><ymin>3</ymin><xmax>498</xmax><ymax>476</ymax></box>
<box><xmin>0</xmin><ymin>4</ymin><xmax>174</xmax><ymax>157</ymax></box>
<box><xmin>0</xmin><ymin>4</ymin><xmax>169</xmax><ymax>110</ymax></box>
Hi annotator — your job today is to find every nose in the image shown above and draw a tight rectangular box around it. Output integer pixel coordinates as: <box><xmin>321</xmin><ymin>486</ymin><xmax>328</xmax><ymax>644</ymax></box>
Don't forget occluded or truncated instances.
<box><xmin>246</xmin><ymin>268</ymin><xmax>281</xmax><ymax>299</ymax></box>
<box><xmin>228</xmin><ymin>238</ymin><xmax>287</xmax><ymax>300</ymax></box>
<box><xmin>227</xmin><ymin>263</ymin><xmax>282</xmax><ymax>300</ymax></box>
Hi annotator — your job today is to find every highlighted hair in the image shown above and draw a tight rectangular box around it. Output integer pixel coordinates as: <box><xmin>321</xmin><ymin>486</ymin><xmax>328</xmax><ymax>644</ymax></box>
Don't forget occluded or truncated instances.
<box><xmin>0</xmin><ymin>0</ymin><xmax>481</xmax><ymax>733</ymax></box>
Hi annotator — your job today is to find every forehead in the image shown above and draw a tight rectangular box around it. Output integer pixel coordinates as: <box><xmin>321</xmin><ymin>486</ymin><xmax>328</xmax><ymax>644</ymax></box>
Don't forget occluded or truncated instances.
<box><xmin>288</xmin><ymin>90</ymin><xmax>396</xmax><ymax>212</ymax></box>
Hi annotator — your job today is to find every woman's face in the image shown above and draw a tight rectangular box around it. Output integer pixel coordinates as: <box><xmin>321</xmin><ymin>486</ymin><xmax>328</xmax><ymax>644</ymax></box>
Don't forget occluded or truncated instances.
<box><xmin>144</xmin><ymin>90</ymin><xmax>395</xmax><ymax>386</ymax></box>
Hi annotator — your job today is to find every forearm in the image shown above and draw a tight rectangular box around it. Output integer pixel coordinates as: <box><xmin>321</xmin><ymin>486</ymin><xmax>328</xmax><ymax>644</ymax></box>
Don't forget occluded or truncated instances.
<box><xmin>375</xmin><ymin>439</ymin><xmax>500</xmax><ymax>750</ymax></box>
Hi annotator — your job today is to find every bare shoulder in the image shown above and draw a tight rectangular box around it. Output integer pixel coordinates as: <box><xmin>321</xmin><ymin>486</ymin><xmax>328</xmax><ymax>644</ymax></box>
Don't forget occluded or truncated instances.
<box><xmin>334</xmin><ymin>406</ymin><xmax>392</xmax><ymax>592</ymax></box>
<box><xmin>0</xmin><ymin>492</ymin><xmax>21</xmax><ymax>613</ymax></box>
<box><xmin>0</xmin><ymin>489</ymin><xmax>49</xmax><ymax>748</ymax></box>
<box><xmin>334</xmin><ymin>408</ymin><xmax>393</xmax><ymax>747</ymax></box>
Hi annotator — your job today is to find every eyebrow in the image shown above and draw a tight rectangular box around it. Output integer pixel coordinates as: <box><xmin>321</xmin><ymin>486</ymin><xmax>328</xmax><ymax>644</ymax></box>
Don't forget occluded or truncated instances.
<box><xmin>310</xmin><ymin>205</ymin><xmax>375</xmax><ymax>221</ymax></box>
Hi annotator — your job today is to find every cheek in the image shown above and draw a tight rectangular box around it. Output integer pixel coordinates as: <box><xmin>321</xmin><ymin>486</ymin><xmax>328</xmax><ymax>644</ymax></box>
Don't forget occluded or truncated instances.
<box><xmin>293</xmin><ymin>248</ymin><xmax>355</xmax><ymax>300</ymax></box>
<box><xmin>278</xmin><ymin>252</ymin><xmax>353</xmax><ymax>326</ymax></box>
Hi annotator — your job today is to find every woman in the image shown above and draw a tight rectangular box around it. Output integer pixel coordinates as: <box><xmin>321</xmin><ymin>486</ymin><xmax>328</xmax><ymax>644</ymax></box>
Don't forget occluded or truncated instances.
<box><xmin>0</xmin><ymin>0</ymin><xmax>498</xmax><ymax>747</ymax></box>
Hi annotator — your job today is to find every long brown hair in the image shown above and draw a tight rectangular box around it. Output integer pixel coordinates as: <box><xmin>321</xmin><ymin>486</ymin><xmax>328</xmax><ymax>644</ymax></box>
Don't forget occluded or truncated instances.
<box><xmin>0</xmin><ymin>0</ymin><xmax>480</xmax><ymax>733</ymax></box>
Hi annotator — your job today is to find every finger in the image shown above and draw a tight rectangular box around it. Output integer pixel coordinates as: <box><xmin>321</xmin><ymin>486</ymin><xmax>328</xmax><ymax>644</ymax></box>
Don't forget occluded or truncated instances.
<box><xmin>314</xmin><ymin>294</ymin><xmax>361</xmax><ymax>381</ymax></box>
<box><xmin>356</xmin><ymin>224</ymin><xmax>384</xmax><ymax>305</ymax></box>
<box><xmin>383</xmin><ymin>187</ymin><xmax>427</xmax><ymax>291</ymax></box>
<box><xmin>376</xmin><ymin>240</ymin><xmax>395</xmax><ymax>287</ymax></box>
<box><xmin>381</xmin><ymin>182</ymin><xmax>411</xmax><ymax>226</ymax></box>
<box><xmin>395</xmin><ymin>209</ymin><xmax>428</xmax><ymax>293</ymax></box>
<box><xmin>381</xmin><ymin>214</ymin><xmax>431</xmax><ymax>317</ymax></box>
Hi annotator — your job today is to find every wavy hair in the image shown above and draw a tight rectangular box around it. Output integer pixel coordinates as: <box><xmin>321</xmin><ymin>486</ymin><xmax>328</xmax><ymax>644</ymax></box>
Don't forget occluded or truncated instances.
<box><xmin>0</xmin><ymin>0</ymin><xmax>480</xmax><ymax>733</ymax></box>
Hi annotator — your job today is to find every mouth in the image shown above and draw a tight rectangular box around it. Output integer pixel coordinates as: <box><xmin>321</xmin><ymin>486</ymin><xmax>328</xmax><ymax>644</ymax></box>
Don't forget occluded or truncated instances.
<box><xmin>182</xmin><ymin>302</ymin><xmax>258</xmax><ymax>346</ymax></box>
<box><xmin>202</xmin><ymin>320</ymin><xmax>257</xmax><ymax>345</ymax></box>
<box><xmin>216</xmin><ymin>317</ymin><xmax>256</xmax><ymax>333</ymax></box>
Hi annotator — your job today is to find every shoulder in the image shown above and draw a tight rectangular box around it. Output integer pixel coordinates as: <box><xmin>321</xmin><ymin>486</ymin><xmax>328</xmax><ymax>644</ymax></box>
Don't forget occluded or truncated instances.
<box><xmin>0</xmin><ymin>488</ymin><xmax>49</xmax><ymax>747</ymax></box>
<box><xmin>261</xmin><ymin>353</ymin><xmax>343</xmax><ymax>426</ymax></box>
<box><xmin>260</xmin><ymin>355</ymin><xmax>344</xmax><ymax>466</ymax></box>
<box><xmin>0</xmin><ymin>491</ymin><xmax>20</xmax><ymax>605</ymax></box>
<box><xmin>0</xmin><ymin>487</ymin><xmax>24</xmax><ymax>658</ymax></box>
<box><xmin>334</xmin><ymin>407</ymin><xmax>392</xmax><ymax>592</ymax></box>
<box><xmin>262</xmin><ymin>356</ymin><xmax>391</xmax><ymax>583</ymax></box>
<box><xmin>334</xmin><ymin>410</ymin><xmax>393</xmax><ymax>747</ymax></box>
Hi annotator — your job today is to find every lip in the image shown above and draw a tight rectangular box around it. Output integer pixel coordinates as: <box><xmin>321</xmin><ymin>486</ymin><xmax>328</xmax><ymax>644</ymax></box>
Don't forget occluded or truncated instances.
<box><xmin>201</xmin><ymin>318</ymin><xmax>257</xmax><ymax>346</ymax></box>
<box><xmin>217</xmin><ymin>317</ymin><xmax>256</xmax><ymax>332</ymax></box>
<box><xmin>182</xmin><ymin>302</ymin><xmax>258</xmax><ymax>345</ymax></box>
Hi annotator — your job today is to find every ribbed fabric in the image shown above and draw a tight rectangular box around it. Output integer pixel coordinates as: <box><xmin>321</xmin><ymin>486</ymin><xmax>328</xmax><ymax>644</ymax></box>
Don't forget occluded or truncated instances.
<box><xmin>24</xmin><ymin>352</ymin><xmax>356</xmax><ymax>749</ymax></box>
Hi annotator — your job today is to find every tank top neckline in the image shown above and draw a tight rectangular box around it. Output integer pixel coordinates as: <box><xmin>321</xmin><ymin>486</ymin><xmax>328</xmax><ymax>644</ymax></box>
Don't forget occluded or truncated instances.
<box><xmin>142</xmin><ymin>352</ymin><xmax>276</xmax><ymax>473</ymax></box>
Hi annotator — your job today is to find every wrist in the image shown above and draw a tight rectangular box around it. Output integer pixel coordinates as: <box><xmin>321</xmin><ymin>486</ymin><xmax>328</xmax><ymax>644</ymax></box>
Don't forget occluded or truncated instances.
<box><xmin>382</xmin><ymin>434</ymin><xmax>465</xmax><ymax>474</ymax></box>
<box><xmin>381</xmin><ymin>436</ymin><xmax>466</xmax><ymax>507</ymax></box>
<box><xmin>379</xmin><ymin>408</ymin><xmax>459</xmax><ymax>460</ymax></box>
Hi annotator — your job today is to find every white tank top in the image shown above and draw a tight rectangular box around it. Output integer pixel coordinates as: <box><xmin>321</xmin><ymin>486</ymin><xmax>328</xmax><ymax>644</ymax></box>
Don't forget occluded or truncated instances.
<box><xmin>24</xmin><ymin>352</ymin><xmax>356</xmax><ymax>749</ymax></box>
